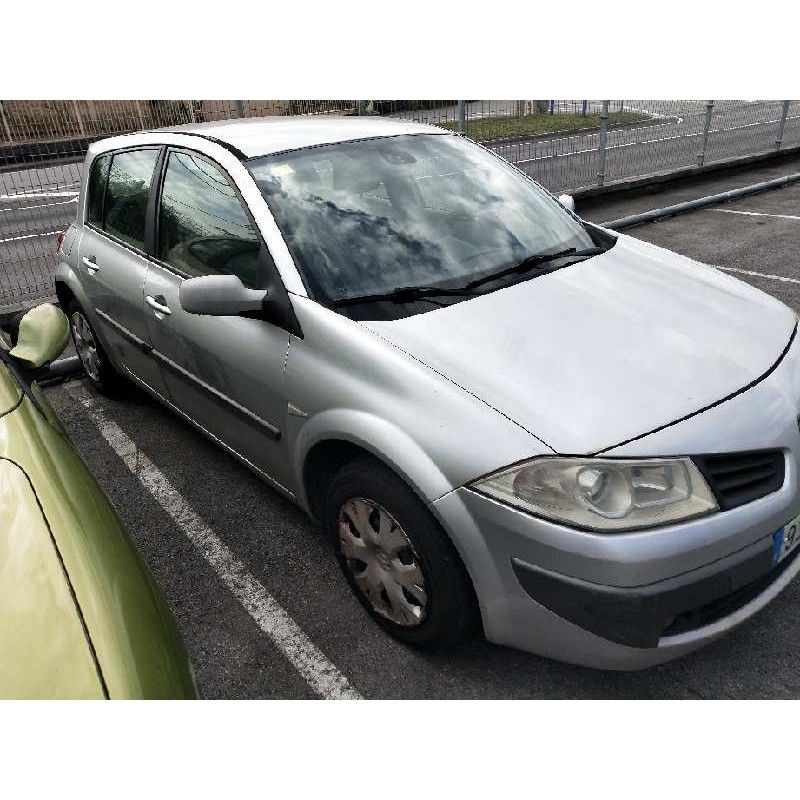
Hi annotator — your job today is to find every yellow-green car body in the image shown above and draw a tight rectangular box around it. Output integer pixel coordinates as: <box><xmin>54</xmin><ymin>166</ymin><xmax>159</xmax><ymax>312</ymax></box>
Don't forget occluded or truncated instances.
<box><xmin>0</xmin><ymin>333</ymin><xmax>197</xmax><ymax>699</ymax></box>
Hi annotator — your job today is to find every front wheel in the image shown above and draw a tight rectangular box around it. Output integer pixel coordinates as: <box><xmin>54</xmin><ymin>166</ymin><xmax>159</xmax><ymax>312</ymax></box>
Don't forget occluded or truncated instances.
<box><xmin>324</xmin><ymin>457</ymin><xmax>479</xmax><ymax>649</ymax></box>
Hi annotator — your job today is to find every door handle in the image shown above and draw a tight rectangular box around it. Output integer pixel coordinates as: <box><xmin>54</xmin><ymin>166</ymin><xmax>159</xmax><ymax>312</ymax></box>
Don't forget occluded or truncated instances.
<box><xmin>145</xmin><ymin>295</ymin><xmax>171</xmax><ymax>316</ymax></box>
<box><xmin>82</xmin><ymin>255</ymin><xmax>100</xmax><ymax>275</ymax></box>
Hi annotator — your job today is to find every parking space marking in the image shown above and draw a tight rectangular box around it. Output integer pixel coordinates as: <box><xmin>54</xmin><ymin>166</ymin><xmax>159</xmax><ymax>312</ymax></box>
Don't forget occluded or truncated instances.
<box><xmin>0</xmin><ymin>190</ymin><xmax>80</xmax><ymax>201</ymax></box>
<box><xmin>0</xmin><ymin>198</ymin><xmax>78</xmax><ymax>213</ymax></box>
<box><xmin>716</xmin><ymin>265</ymin><xmax>800</xmax><ymax>284</ymax></box>
<box><xmin>711</xmin><ymin>209</ymin><xmax>800</xmax><ymax>221</ymax></box>
<box><xmin>66</xmin><ymin>382</ymin><xmax>363</xmax><ymax>701</ymax></box>
<box><xmin>0</xmin><ymin>230</ymin><xmax>60</xmax><ymax>244</ymax></box>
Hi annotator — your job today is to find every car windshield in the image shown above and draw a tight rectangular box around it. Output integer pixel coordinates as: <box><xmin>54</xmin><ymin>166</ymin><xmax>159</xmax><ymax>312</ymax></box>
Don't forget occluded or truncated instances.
<box><xmin>247</xmin><ymin>133</ymin><xmax>598</xmax><ymax>305</ymax></box>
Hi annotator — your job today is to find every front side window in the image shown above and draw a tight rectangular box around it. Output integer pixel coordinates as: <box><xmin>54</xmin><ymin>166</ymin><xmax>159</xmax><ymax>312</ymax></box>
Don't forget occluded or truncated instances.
<box><xmin>157</xmin><ymin>151</ymin><xmax>264</xmax><ymax>287</ymax></box>
<box><xmin>103</xmin><ymin>149</ymin><xmax>159</xmax><ymax>250</ymax></box>
<box><xmin>86</xmin><ymin>153</ymin><xmax>110</xmax><ymax>225</ymax></box>
<box><xmin>248</xmin><ymin>134</ymin><xmax>601</xmax><ymax>310</ymax></box>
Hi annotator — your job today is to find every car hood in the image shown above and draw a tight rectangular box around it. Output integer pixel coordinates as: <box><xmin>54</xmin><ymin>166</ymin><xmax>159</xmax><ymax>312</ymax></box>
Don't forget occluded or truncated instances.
<box><xmin>363</xmin><ymin>235</ymin><xmax>797</xmax><ymax>454</ymax></box>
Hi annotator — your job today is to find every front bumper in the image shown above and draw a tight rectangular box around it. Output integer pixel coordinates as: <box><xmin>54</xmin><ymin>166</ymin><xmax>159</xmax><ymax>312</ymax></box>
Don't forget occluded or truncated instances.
<box><xmin>512</xmin><ymin>535</ymin><xmax>798</xmax><ymax>649</ymax></box>
<box><xmin>432</xmin><ymin>470</ymin><xmax>800</xmax><ymax>669</ymax></box>
<box><xmin>430</xmin><ymin>328</ymin><xmax>800</xmax><ymax>669</ymax></box>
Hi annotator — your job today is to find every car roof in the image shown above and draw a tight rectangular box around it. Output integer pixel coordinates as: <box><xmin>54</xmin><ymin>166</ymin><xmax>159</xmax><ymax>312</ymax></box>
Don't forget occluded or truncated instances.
<box><xmin>155</xmin><ymin>115</ymin><xmax>451</xmax><ymax>158</ymax></box>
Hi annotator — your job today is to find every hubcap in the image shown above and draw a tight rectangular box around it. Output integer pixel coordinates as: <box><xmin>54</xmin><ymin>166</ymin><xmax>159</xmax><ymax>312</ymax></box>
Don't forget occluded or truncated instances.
<box><xmin>337</xmin><ymin>498</ymin><xmax>428</xmax><ymax>627</ymax></box>
<box><xmin>70</xmin><ymin>311</ymin><xmax>100</xmax><ymax>381</ymax></box>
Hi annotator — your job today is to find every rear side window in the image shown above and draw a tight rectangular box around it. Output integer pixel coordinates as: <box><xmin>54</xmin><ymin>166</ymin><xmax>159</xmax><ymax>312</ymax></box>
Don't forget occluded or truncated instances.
<box><xmin>158</xmin><ymin>151</ymin><xmax>265</xmax><ymax>288</ymax></box>
<box><xmin>103</xmin><ymin>149</ymin><xmax>159</xmax><ymax>250</ymax></box>
<box><xmin>86</xmin><ymin>154</ymin><xmax>110</xmax><ymax>225</ymax></box>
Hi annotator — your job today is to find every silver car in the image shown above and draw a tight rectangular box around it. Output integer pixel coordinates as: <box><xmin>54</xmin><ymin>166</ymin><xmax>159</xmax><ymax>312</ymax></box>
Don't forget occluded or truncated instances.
<box><xmin>55</xmin><ymin>117</ymin><xmax>800</xmax><ymax>670</ymax></box>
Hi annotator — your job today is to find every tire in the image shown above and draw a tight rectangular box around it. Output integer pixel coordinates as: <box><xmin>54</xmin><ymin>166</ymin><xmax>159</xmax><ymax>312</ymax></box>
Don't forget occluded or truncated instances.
<box><xmin>324</xmin><ymin>456</ymin><xmax>479</xmax><ymax>649</ymax></box>
<box><xmin>67</xmin><ymin>300</ymin><xmax>128</xmax><ymax>396</ymax></box>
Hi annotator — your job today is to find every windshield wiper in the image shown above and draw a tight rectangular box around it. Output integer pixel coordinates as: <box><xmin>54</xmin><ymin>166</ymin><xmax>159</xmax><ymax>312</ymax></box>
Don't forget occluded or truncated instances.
<box><xmin>463</xmin><ymin>246</ymin><xmax>607</xmax><ymax>291</ymax></box>
<box><xmin>332</xmin><ymin>284</ymin><xmax>475</xmax><ymax>308</ymax></box>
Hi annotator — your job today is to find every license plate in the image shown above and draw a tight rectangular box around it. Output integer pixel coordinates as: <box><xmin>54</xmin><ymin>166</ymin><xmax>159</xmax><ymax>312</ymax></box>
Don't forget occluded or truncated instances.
<box><xmin>773</xmin><ymin>515</ymin><xmax>800</xmax><ymax>565</ymax></box>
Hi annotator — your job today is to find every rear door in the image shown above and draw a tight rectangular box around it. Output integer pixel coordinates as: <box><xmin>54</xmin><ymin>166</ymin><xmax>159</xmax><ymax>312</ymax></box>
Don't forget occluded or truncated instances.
<box><xmin>77</xmin><ymin>147</ymin><xmax>168</xmax><ymax>396</ymax></box>
<box><xmin>141</xmin><ymin>148</ymin><xmax>294</xmax><ymax>494</ymax></box>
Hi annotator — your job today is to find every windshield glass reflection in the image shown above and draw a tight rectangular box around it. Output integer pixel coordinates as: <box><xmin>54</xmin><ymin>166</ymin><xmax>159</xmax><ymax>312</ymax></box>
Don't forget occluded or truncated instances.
<box><xmin>248</xmin><ymin>134</ymin><xmax>595</xmax><ymax>303</ymax></box>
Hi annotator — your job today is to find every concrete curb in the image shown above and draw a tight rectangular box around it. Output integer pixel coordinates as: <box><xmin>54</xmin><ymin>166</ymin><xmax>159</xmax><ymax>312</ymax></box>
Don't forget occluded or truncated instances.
<box><xmin>571</xmin><ymin>144</ymin><xmax>800</xmax><ymax>202</ymax></box>
<box><xmin>603</xmin><ymin>172</ymin><xmax>800</xmax><ymax>231</ymax></box>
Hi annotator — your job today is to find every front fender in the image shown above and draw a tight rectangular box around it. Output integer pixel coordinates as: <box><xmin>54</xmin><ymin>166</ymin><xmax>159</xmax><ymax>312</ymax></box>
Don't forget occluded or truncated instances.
<box><xmin>292</xmin><ymin>407</ymin><xmax>453</xmax><ymax>511</ymax></box>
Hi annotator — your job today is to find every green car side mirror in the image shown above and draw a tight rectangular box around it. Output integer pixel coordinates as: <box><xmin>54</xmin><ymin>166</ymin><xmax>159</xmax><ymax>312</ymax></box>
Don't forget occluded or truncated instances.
<box><xmin>9</xmin><ymin>304</ymin><xmax>70</xmax><ymax>369</ymax></box>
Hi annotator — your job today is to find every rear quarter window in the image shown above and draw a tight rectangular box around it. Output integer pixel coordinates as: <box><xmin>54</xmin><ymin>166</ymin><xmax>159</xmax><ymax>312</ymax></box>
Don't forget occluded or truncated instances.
<box><xmin>103</xmin><ymin>149</ymin><xmax>160</xmax><ymax>250</ymax></box>
<box><xmin>86</xmin><ymin>153</ymin><xmax>110</xmax><ymax>225</ymax></box>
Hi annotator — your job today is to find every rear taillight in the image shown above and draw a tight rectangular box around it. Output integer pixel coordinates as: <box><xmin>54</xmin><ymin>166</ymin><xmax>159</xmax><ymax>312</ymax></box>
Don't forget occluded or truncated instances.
<box><xmin>56</xmin><ymin>227</ymin><xmax>68</xmax><ymax>253</ymax></box>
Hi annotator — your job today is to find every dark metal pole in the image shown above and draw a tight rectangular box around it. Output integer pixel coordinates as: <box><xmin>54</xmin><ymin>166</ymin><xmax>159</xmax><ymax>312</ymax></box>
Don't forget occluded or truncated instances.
<box><xmin>696</xmin><ymin>100</ymin><xmax>715</xmax><ymax>166</ymax></box>
<box><xmin>234</xmin><ymin>100</ymin><xmax>245</xmax><ymax>118</ymax></box>
<box><xmin>776</xmin><ymin>101</ymin><xmax>791</xmax><ymax>150</ymax></box>
<box><xmin>457</xmin><ymin>100</ymin><xmax>465</xmax><ymax>133</ymax></box>
<box><xmin>597</xmin><ymin>100</ymin><xmax>609</xmax><ymax>186</ymax></box>
<box><xmin>0</xmin><ymin>100</ymin><xmax>12</xmax><ymax>143</ymax></box>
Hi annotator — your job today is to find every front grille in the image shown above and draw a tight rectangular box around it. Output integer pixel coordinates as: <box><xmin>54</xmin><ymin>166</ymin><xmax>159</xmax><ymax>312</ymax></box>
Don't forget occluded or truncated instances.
<box><xmin>693</xmin><ymin>449</ymin><xmax>785</xmax><ymax>511</ymax></box>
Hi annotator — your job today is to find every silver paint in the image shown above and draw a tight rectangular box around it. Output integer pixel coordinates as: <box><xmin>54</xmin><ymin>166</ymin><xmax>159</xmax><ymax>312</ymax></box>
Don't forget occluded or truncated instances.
<box><xmin>55</xmin><ymin>118</ymin><xmax>800</xmax><ymax>669</ymax></box>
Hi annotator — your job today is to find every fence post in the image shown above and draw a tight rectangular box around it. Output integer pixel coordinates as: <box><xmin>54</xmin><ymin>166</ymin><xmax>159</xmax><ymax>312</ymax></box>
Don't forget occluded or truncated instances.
<box><xmin>596</xmin><ymin>100</ymin><xmax>609</xmax><ymax>186</ymax></box>
<box><xmin>457</xmin><ymin>100</ymin><xmax>465</xmax><ymax>133</ymax></box>
<box><xmin>134</xmin><ymin>100</ymin><xmax>146</xmax><ymax>129</ymax></box>
<box><xmin>71</xmin><ymin>101</ymin><xmax>86</xmax><ymax>137</ymax></box>
<box><xmin>775</xmin><ymin>101</ymin><xmax>790</xmax><ymax>150</ymax></box>
<box><xmin>234</xmin><ymin>100</ymin><xmax>245</xmax><ymax>118</ymax></box>
<box><xmin>696</xmin><ymin>100</ymin><xmax>715</xmax><ymax>166</ymax></box>
<box><xmin>0</xmin><ymin>101</ymin><xmax>12</xmax><ymax>143</ymax></box>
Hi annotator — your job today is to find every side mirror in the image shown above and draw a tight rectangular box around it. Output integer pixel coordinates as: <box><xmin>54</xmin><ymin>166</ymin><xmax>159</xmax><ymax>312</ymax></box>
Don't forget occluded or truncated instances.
<box><xmin>178</xmin><ymin>274</ymin><xmax>300</xmax><ymax>336</ymax></box>
<box><xmin>179</xmin><ymin>274</ymin><xmax>268</xmax><ymax>316</ymax></box>
<box><xmin>9</xmin><ymin>303</ymin><xmax>70</xmax><ymax>369</ymax></box>
<box><xmin>558</xmin><ymin>194</ymin><xmax>576</xmax><ymax>213</ymax></box>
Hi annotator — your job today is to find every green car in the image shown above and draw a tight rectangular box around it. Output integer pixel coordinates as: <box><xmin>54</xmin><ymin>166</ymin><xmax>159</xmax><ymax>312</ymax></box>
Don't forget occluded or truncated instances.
<box><xmin>0</xmin><ymin>304</ymin><xmax>197</xmax><ymax>699</ymax></box>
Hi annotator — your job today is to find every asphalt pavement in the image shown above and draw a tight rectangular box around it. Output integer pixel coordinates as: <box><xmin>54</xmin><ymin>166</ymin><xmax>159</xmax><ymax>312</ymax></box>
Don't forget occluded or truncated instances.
<box><xmin>40</xmin><ymin>156</ymin><xmax>800</xmax><ymax>699</ymax></box>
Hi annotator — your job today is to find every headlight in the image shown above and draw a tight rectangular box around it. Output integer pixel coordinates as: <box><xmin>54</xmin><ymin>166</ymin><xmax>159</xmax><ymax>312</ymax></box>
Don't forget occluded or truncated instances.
<box><xmin>468</xmin><ymin>457</ymin><xmax>718</xmax><ymax>531</ymax></box>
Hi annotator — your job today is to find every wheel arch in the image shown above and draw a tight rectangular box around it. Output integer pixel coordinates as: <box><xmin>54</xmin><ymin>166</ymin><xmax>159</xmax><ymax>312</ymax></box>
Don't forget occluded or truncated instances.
<box><xmin>295</xmin><ymin>410</ymin><xmax>456</xmax><ymax>522</ymax></box>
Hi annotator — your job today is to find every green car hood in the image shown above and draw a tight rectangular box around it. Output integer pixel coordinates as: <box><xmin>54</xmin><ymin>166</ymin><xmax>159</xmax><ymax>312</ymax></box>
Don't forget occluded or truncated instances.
<box><xmin>0</xmin><ymin>364</ymin><xmax>197</xmax><ymax>698</ymax></box>
<box><xmin>0</xmin><ymin>457</ymin><xmax>105</xmax><ymax>698</ymax></box>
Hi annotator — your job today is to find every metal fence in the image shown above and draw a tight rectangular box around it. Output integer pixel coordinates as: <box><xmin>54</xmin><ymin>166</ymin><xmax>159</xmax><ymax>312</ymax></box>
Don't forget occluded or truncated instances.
<box><xmin>2</xmin><ymin>99</ymin><xmax>799</xmax><ymax>314</ymax></box>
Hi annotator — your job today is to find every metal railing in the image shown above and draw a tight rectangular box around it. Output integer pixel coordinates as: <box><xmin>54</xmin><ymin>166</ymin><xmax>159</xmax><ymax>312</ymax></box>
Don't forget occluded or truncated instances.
<box><xmin>2</xmin><ymin>99</ymin><xmax>799</xmax><ymax>314</ymax></box>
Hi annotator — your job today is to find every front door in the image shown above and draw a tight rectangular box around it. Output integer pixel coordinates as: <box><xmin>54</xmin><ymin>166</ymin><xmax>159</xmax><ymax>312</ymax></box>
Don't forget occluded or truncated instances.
<box><xmin>77</xmin><ymin>147</ymin><xmax>167</xmax><ymax>396</ymax></box>
<box><xmin>142</xmin><ymin>149</ymin><xmax>293</xmax><ymax>493</ymax></box>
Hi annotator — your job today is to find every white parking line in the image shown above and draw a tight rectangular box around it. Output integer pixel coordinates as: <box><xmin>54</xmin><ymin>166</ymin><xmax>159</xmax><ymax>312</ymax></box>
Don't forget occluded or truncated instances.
<box><xmin>0</xmin><ymin>230</ymin><xmax>60</xmax><ymax>244</ymax></box>
<box><xmin>711</xmin><ymin>209</ymin><xmax>800</xmax><ymax>221</ymax></box>
<box><xmin>0</xmin><ymin>190</ymin><xmax>80</xmax><ymax>201</ymax></box>
<box><xmin>716</xmin><ymin>266</ymin><xmax>800</xmax><ymax>285</ymax></box>
<box><xmin>66</xmin><ymin>382</ymin><xmax>363</xmax><ymax>701</ymax></box>
<box><xmin>0</xmin><ymin>198</ymin><xmax>78</xmax><ymax>213</ymax></box>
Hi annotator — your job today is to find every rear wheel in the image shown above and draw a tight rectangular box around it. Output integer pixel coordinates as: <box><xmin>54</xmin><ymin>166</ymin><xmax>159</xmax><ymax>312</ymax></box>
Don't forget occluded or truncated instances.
<box><xmin>67</xmin><ymin>300</ymin><xmax>127</xmax><ymax>395</ymax></box>
<box><xmin>325</xmin><ymin>457</ymin><xmax>479</xmax><ymax>649</ymax></box>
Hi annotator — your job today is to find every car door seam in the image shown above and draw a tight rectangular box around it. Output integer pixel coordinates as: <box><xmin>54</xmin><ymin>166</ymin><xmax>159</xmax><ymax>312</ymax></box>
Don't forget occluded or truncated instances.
<box><xmin>94</xmin><ymin>307</ymin><xmax>153</xmax><ymax>353</ymax></box>
<box><xmin>123</xmin><ymin>370</ymin><xmax>294</xmax><ymax>497</ymax></box>
<box><xmin>363</xmin><ymin>326</ymin><xmax>557</xmax><ymax>453</ymax></box>
<box><xmin>148</xmin><ymin>348</ymin><xmax>282</xmax><ymax>441</ymax></box>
